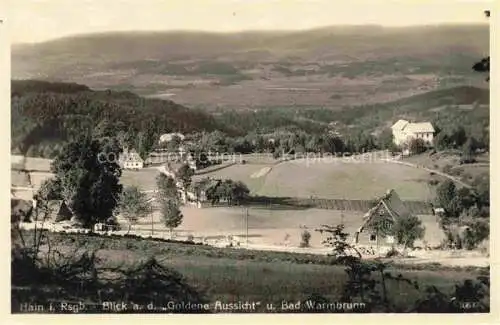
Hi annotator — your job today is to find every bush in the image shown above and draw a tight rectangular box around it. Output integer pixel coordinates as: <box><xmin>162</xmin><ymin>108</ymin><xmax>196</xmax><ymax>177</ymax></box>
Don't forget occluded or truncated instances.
<box><xmin>459</xmin><ymin>157</ymin><xmax>477</xmax><ymax>165</ymax></box>
<box><xmin>449</xmin><ymin>168</ymin><xmax>464</xmax><ymax>176</ymax></box>
<box><xmin>385</xmin><ymin>247</ymin><xmax>400</xmax><ymax>258</ymax></box>
<box><xmin>428</xmin><ymin>179</ymin><xmax>439</xmax><ymax>186</ymax></box>
<box><xmin>442</xmin><ymin>164</ymin><xmax>453</xmax><ymax>174</ymax></box>
<box><xmin>300</xmin><ymin>230</ymin><xmax>311</xmax><ymax>248</ymax></box>
<box><xmin>463</xmin><ymin>221</ymin><xmax>489</xmax><ymax>250</ymax></box>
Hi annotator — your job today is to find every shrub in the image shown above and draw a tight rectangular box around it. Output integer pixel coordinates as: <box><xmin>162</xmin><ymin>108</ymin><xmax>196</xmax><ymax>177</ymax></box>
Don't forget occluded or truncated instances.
<box><xmin>442</xmin><ymin>164</ymin><xmax>453</xmax><ymax>174</ymax></box>
<box><xmin>187</xmin><ymin>234</ymin><xmax>195</xmax><ymax>242</ymax></box>
<box><xmin>463</xmin><ymin>221</ymin><xmax>489</xmax><ymax>250</ymax></box>
<box><xmin>300</xmin><ymin>230</ymin><xmax>311</xmax><ymax>248</ymax></box>
<box><xmin>408</xmin><ymin>138</ymin><xmax>427</xmax><ymax>155</ymax></box>
<box><xmin>459</xmin><ymin>156</ymin><xmax>477</xmax><ymax>165</ymax></box>
<box><xmin>385</xmin><ymin>247</ymin><xmax>400</xmax><ymax>258</ymax></box>
<box><xmin>449</xmin><ymin>167</ymin><xmax>463</xmax><ymax>176</ymax></box>
<box><xmin>428</xmin><ymin>179</ymin><xmax>439</xmax><ymax>186</ymax></box>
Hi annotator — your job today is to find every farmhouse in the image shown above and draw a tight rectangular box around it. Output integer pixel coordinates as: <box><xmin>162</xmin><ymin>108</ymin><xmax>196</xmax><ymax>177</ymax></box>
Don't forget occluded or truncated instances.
<box><xmin>119</xmin><ymin>149</ymin><xmax>144</xmax><ymax>170</ymax></box>
<box><xmin>391</xmin><ymin>119</ymin><xmax>435</xmax><ymax>147</ymax></box>
<box><xmin>354</xmin><ymin>189</ymin><xmax>410</xmax><ymax>247</ymax></box>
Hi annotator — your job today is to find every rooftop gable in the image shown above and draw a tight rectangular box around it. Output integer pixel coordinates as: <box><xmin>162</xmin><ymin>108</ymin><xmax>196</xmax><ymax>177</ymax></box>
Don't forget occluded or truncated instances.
<box><xmin>120</xmin><ymin>149</ymin><xmax>144</xmax><ymax>163</ymax></box>
<box><xmin>403</xmin><ymin>122</ymin><xmax>435</xmax><ymax>134</ymax></box>
<box><xmin>391</xmin><ymin>119</ymin><xmax>409</xmax><ymax>131</ymax></box>
<box><xmin>359</xmin><ymin>189</ymin><xmax>412</xmax><ymax>231</ymax></box>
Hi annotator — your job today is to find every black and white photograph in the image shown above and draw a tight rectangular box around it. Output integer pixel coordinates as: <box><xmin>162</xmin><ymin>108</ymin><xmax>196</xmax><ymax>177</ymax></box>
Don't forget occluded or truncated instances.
<box><xmin>7</xmin><ymin>0</ymin><xmax>493</xmax><ymax>316</ymax></box>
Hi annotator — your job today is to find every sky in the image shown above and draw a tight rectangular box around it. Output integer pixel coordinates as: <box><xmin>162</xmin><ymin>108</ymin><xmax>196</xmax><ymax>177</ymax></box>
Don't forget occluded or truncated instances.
<box><xmin>6</xmin><ymin>0</ymin><xmax>492</xmax><ymax>44</ymax></box>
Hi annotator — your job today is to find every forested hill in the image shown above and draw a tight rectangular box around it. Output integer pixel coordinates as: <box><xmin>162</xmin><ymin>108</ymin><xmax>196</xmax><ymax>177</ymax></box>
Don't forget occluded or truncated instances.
<box><xmin>11</xmin><ymin>80</ymin><xmax>235</xmax><ymax>158</ymax></box>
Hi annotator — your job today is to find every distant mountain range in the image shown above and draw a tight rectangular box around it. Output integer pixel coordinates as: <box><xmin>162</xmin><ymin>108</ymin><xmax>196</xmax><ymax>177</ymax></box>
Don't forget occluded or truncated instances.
<box><xmin>13</xmin><ymin>24</ymin><xmax>488</xmax><ymax>63</ymax></box>
<box><xmin>12</xmin><ymin>25</ymin><xmax>489</xmax><ymax>109</ymax></box>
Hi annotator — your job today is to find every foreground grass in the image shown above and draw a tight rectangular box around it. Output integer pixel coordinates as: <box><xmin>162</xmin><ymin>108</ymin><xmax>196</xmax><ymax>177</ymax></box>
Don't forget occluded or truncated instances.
<box><xmin>14</xmin><ymin>231</ymin><xmax>487</xmax><ymax>312</ymax></box>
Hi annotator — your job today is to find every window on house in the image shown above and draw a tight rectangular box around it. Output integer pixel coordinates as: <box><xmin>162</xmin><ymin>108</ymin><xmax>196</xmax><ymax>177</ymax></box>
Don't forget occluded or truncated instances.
<box><xmin>369</xmin><ymin>234</ymin><xmax>377</xmax><ymax>242</ymax></box>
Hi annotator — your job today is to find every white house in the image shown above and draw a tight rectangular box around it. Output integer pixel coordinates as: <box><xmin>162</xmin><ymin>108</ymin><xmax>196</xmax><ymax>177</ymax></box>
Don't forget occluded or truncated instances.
<box><xmin>158</xmin><ymin>132</ymin><xmax>185</xmax><ymax>145</ymax></box>
<box><xmin>119</xmin><ymin>149</ymin><xmax>144</xmax><ymax>170</ymax></box>
<box><xmin>391</xmin><ymin>119</ymin><xmax>435</xmax><ymax>147</ymax></box>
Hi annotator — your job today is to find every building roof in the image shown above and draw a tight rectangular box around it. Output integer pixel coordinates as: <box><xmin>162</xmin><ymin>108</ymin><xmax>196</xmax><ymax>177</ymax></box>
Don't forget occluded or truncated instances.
<box><xmin>391</xmin><ymin>119</ymin><xmax>409</xmax><ymax>131</ymax></box>
<box><xmin>403</xmin><ymin>122</ymin><xmax>435</xmax><ymax>134</ymax></box>
<box><xmin>359</xmin><ymin>189</ymin><xmax>411</xmax><ymax>232</ymax></box>
<box><xmin>119</xmin><ymin>149</ymin><xmax>144</xmax><ymax>163</ymax></box>
<box><xmin>46</xmin><ymin>200</ymin><xmax>73</xmax><ymax>222</ymax></box>
<box><xmin>159</xmin><ymin>133</ymin><xmax>185</xmax><ymax>143</ymax></box>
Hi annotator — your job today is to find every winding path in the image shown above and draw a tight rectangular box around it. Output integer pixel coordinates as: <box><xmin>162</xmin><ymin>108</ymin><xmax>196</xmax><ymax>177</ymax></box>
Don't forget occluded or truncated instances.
<box><xmin>382</xmin><ymin>159</ymin><xmax>472</xmax><ymax>189</ymax></box>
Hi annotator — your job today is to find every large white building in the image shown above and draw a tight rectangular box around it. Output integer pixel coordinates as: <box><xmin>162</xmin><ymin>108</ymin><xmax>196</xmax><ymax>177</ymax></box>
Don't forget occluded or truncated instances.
<box><xmin>391</xmin><ymin>119</ymin><xmax>435</xmax><ymax>147</ymax></box>
<box><xmin>158</xmin><ymin>132</ymin><xmax>185</xmax><ymax>145</ymax></box>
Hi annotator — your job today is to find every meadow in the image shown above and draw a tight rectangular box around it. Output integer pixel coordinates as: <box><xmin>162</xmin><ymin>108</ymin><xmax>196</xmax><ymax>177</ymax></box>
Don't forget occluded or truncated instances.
<box><xmin>402</xmin><ymin>152</ymin><xmax>489</xmax><ymax>186</ymax></box>
<box><xmin>16</xmin><ymin>230</ymin><xmax>487</xmax><ymax>312</ymax></box>
<box><xmin>128</xmin><ymin>204</ymin><xmax>446</xmax><ymax>249</ymax></box>
<box><xmin>11</xmin><ymin>154</ymin><xmax>444</xmax><ymax>203</ymax></box>
<box><xmin>198</xmin><ymin>157</ymin><xmax>441</xmax><ymax>201</ymax></box>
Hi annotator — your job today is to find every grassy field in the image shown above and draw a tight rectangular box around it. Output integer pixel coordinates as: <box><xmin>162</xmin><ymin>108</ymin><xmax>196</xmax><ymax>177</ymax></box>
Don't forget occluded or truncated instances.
<box><xmin>22</xmin><ymin>231</ymin><xmax>486</xmax><ymax>312</ymax></box>
<box><xmin>10</xmin><ymin>155</ymin><xmax>161</xmax><ymax>193</ymax></box>
<box><xmin>119</xmin><ymin>168</ymin><xmax>160</xmax><ymax>191</ymax></box>
<box><xmin>193</xmin><ymin>163</ymin><xmax>271</xmax><ymax>193</ymax></box>
<box><xmin>9</xmin><ymin>154</ymin><xmax>471</xmax><ymax>202</ymax></box>
<box><xmin>402</xmin><ymin>152</ymin><xmax>489</xmax><ymax>185</ymax></box>
<box><xmin>130</xmin><ymin>205</ymin><xmax>445</xmax><ymax>248</ymax></box>
<box><xmin>198</xmin><ymin>158</ymin><xmax>440</xmax><ymax>201</ymax></box>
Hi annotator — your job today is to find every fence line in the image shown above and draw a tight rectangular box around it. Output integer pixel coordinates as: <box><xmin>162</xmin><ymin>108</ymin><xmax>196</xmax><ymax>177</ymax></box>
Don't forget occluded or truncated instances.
<box><xmin>202</xmin><ymin>196</ymin><xmax>433</xmax><ymax>215</ymax></box>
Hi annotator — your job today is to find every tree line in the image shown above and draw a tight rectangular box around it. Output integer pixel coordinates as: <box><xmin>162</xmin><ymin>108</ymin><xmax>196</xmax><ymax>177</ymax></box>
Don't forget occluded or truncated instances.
<box><xmin>11</xmin><ymin>80</ymin><xmax>230</xmax><ymax>159</ymax></box>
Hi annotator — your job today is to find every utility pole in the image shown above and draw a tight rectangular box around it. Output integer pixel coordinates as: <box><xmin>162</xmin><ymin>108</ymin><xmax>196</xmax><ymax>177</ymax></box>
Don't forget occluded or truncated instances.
<box><xmin>246</xmin><ymin>207</ymin><xmax>249</xmax><ymax>246</ymax></box>
<box><xmin>341</xmin><ymin>196</ymin><xmax>345</xmax><ymax>225</ymax></box>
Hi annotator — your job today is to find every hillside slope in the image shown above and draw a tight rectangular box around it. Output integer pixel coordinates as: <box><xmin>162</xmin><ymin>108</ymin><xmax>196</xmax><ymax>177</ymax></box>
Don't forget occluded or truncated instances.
<box><xmin>215</xmin><ymin>86</ymin><xmax>489</xmax><ymax>137</ymax></box>
<box><xmin>11</xmin><ymin>80</ymin><xmax>233</xmax><ymax>157</ymax></box>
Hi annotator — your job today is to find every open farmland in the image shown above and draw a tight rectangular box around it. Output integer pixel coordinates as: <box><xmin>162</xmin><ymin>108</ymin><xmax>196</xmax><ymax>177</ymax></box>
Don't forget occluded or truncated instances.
<box><xmin>119</xmin><ymin>168</ymin><xmax>160</xmax><ymax>191</ymax></box>
<box><xmin>198</xmin><ymin>157</ymin><xmax>442</xmax><ymax>201</ymax></box>
<box><xmin>193</xmin><ymin>163</ymin><xmax>272</xmax><ymax>193</ymax></box>
<box><xmin>402</xmin><ymin>152</ymin><xmax>489</xmax><ymax>186</ymax></box>
<box><xmin>12</xmin><ymin>155</ymin><xmax>445</xmax><ymax>202</ymax></box>
<box><xmin>12</xmin><ymin>25</ymin><xmax>488</xmax><ymax>111</ymax></box>
<box><xmin>127</xmin><ymin>205</ymin><xmax>446</xmax><ymax>249</ymax></box>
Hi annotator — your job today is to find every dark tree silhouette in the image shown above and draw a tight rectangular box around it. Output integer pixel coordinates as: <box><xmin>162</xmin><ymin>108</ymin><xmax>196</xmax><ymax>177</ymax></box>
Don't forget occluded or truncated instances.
<box><xmin>472</xmin><ymin>10</ymin><xmax>490</xmax><ymax>81</ymax></box>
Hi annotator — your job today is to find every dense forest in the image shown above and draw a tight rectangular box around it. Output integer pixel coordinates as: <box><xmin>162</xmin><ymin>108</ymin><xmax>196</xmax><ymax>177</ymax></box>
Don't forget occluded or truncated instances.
<box><xmin>11</xmin><ymin>80</ymin><xmax>233</xmax><ymax>158</ymax></box>
<box><xmin>11</xmin><ymin>80</ymin><xmax>489</xmax><ymax>159</ymax></box>
<box><xmin>215</xmin><ymin>86</ymin><xmax>489</xmax><ymax>145</ymax></box>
